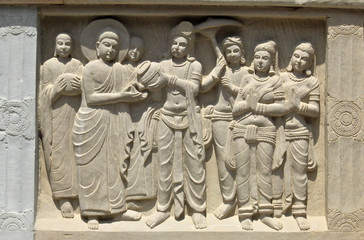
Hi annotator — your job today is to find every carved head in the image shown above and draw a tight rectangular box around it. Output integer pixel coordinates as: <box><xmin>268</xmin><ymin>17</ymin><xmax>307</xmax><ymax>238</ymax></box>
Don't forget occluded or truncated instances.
<box><xmin>222</xmin><ymin>36</ymin><xmax>246</xmax><ymax>66</ymax></box>
<box><xmin>96</xmin><ymin>30</ymin><xmax>119</xmax><ymax>62</ymax></box>
<box><xmin>54</xmin><ymin>33</ymin><xmax>72</xmax><ymax>58</ymax></box>
<box><xmin>253</xmin><ymin>40</ymin><xmax>277</xmax><ymax>75</ymax></box>
<box><xmin>128</xmin><ymin>36</ymin><xmax>144</xmax><ymax>63</ymax></box>
<box><xmin>169</xmin><ymin>21</ymin><xmax>194</xmax><ymax>60</ymax></box>
<box><xmin>287</xmin><ymin>42</ymin><xmax>315</xmax><ymax>76</ymax></box>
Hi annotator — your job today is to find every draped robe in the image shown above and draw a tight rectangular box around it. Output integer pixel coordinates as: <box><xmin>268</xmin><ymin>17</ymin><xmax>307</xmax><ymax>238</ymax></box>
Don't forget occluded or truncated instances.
<box><xmin>40</xmin><ymin>57</ymin><xmax>83</xmax><ymax>199</ymax></box>
<box><xmin>73</xmin><ymin>61</ymin><xmax>133</xmax><ymax>216</ymax></box>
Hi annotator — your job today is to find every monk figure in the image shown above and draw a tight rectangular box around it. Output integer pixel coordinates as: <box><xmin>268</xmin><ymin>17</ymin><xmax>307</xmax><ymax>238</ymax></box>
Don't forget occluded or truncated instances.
<box><xmin>40</xmin><ymin>33</ymin><xmax>83</xmax><ymax>219</ymax></box>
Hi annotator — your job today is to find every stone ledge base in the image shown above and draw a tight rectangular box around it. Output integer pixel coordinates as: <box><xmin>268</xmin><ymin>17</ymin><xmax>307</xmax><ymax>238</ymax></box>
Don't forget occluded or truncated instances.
<box><xmin>33</xmin><ymin>214</ymin><xmax>352</xmax><ymax>240</ymax></box>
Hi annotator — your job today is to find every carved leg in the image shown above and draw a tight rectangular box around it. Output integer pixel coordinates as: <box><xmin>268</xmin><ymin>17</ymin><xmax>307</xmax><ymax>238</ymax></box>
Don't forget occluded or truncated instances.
<box><xmin>257</xmin><ymin>142</ymin><xmax>282</xmax><ymax>231</ymax></box>
<box><xmin>59</xmin><ymin>199</ymin><xmax>74</xmax><ymax>218</ymax></box>
<box><xmin>212</xmin><ymin>120</ymin><xmax>236</xmax><ymax>219</ymax></box>
<box><xmin>235</xmin><ymin>138</ymin><xmax>254</xmax><ymax>230</ymax></box>
<box><xmin>289</xmin><ymin>139</ymin><xmax>310</xmax><ymax>231</ymax></box>
<box><xmin>183</xmin><ymin>126</ymin><xmax>207</xmax><ymax>219</ymax></box>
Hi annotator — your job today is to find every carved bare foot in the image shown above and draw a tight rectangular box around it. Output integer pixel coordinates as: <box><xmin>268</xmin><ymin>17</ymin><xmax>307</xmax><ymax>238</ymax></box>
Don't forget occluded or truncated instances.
<box><xmin>260</xmin><ymin>216</ymin><xmax>283</xmax><ymax>231</ymax></box>
<box><xmin>88</xmin><ymin>217</ymin><xmax>99</xmax><ymax>230</ymax></box>
<box><xmin>127</xmin><ymin>201</ymin><xmax>143</xmax><ymax>211</ymax></box>
<box><xmin>214</xmin><ymin>201</ymin><xmax>235</xmax><ymax>220</ymax></box>
<box><xmin>145</xmin><ymin>211</ymin><xmax>170</xmax><ymax>228</ymax></box>
<box><xmin>120</xmin><ymin>210</ymin><xmax>142</xmax><ymax>221</ymax></box>
<box><xmin>240</xmin><ymin>218</ymin><xmax>253</xmax><ymax>231</ymax></box>
<box><xmin>295</xmin><ymin>216</ymin><xmax>310</xmax><ymax>231</ymax></box>
<box><xmin>59</xmin><ymin>199</ymin><xmax>74</xmax><ymax>218</ymax></box>
<box><xmin>192</xmin><ymin>212</ymin><xmax>207</xmax><ymax>229</ymax></box>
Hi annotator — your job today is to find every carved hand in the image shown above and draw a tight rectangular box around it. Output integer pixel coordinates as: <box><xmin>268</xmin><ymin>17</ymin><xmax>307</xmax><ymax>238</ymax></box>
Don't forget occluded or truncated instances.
<box><xmin>53</xmin><ymin>76</ymin><xmax>68</xmax><ymax>94</ymax></box>
<box><xmin>70</xmin><ymin>76</ymin><xmax>81</xmax><ymax>90</ymax></box>
<box><xmin>212</xmin><ymin>56</ymin><xmax>227</xmax><ymax>78</ymax></box>
<box><xmin>286</xmin><ymin>87</ymin><xmax>300</xmax><ymax>111</ymax></box>
<box><xmin>148</xmin><ymin>71</ymin><xmax>169</xmax><ymax>90</ymax></box>
<box><xmin>248</xmin><ymin>89</ymin><xmax>258</xmax><ymax>113</ymax></box>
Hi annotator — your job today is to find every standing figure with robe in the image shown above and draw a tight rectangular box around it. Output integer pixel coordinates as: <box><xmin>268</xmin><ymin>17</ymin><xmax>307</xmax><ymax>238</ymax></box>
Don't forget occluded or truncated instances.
<box><xmin>226</xmin><ymin>40</ymin><xmax>286</xmax><ymax>231</ymax></box>
<box><xmin>73</xmin><ymin>28</ymin><xmax>146</xmax><ymax>230</ymax></box>
<box><xmin>40</xmin><ymin>33</ymin><xmax>83</xmax><ymax>219</ymax></box>
<box><xmin>143</xmin><ymin>21</ymin><xmax>207</xmax><ymax>229</ymax></box>
<box><xmin>274</xmin><ymin>42</ymin><xmax>319</xmax><ymax>231</ymax></box>
<box><xmin>123</xmin><ymin>36</ymin><xmax>159</xmax><ymax>203</ymax></box>
<box><xmin>200</xmin><ymin>36</ymin><xmax>250</xmax><ymax>219</ymax></box>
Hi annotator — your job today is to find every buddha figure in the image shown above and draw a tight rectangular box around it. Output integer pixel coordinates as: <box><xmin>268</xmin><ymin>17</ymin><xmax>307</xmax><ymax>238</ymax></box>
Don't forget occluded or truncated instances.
<box><xmin>73</xmin><ymin>29</ymin><xmax>146</xmax><ymax>230</ymax></box>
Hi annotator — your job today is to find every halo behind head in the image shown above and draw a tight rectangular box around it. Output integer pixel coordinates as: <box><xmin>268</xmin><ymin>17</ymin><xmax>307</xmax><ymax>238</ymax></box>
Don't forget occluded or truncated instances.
<box><xmin>81</xmin><ymin>19</ymin><xmax>129</xmax><ymax>62</ymax></box>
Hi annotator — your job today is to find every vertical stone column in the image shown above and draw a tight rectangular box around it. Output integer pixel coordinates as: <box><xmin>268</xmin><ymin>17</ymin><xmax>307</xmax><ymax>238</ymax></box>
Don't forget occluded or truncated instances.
<box><xmin>0</xmin><ymin>6</ymin><xmax>37</xmax><ymax>240</ymax></box>
<box><xmin>327</xmin><ymin>12</ymin><xmax>364</xmax><ymax>232</ymax></box>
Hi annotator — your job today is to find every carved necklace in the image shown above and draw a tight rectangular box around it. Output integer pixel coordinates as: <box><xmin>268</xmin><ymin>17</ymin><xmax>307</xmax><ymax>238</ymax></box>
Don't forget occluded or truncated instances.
<box><xmin>253</xmin><ymin>74</ymin><xmax>270</xmax><ymax>82</ymax></box>
<box><xmin>288</xmin><ymin>72</ymin><xmax>309</xmax><ymax>82</ymax></box>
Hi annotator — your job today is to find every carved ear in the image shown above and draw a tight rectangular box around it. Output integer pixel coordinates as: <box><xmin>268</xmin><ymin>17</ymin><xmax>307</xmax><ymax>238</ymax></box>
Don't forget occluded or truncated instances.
<box><xmin>287</xmin><ymin>61</ymin><xmax>293</xmax><ymax>72</ymax></box>
<box><xmin>96</xmin><ymin>41</ymin><xmax>100</xmax><ymax>58</ymax></box>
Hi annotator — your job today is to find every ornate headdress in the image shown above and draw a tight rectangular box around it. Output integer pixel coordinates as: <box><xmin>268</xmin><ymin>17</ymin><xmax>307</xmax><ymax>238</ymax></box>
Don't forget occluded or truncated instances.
<box><xmin>222</xmin><ymin>36</ymin><xmax>246</xmax><ymax>65</ymax></box>
<box><xmin>252</xmin><ymin>40</ymin><xmax>278</xmax><ymax>76</ymax></box>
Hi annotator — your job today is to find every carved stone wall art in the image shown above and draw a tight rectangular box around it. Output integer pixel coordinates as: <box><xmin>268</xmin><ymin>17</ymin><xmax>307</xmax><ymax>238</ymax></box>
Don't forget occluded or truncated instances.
<box><xmin>327</xmin><ymin>98</ymin><xmax>364</xmax><ymax>142</ymax></box>
<box><xmin>0</xmin><ymin>210</ymin><xmax>32</xmax><ymax>231</ymax></box>
<box><xmin>73</xmin><ymin>19</ymin><xmax>146</xmax><ymax>230</ymax></box>
<box><xmin>198</xmin><ymin>18</ymin><xmax>250</xmax><ymax>220</ymax></box>
<box><xmin>124</xmin><ymin>36</ymin><xmax>159</xmax><ymax>203</ymax></box>
<box><xmin>39</xmin><ymin>33</ymin><xmax>83</xmax><ymax>219</ymax></box>
<box><xmin>141</xmin><ymin>21</ymin><xmax>207</xmax><ymax>229</ymax></box>
<box><xmin>36</xmin><ymin>14</ymin><xmax>327</xmax><ymax>238</ymax></box>
<box><xmin>273</xmin><ymin>42</ymin><xmax>320</xmax><ymax>231</ymax></box>
<box><xmin>327</xmin><ymin>208</ymin><xmax>364</xmax><ymax>232</ymax></box>
<box><xmin>225</xmin><ymin>40</ymin><xmax>286</xmax><ymax>231</ymax></box>
<box><xmin>328</xmin><ymin>25</ymin><xmax>363</xmax><ymax>41</ymax></box>
<box><xmin>0</xmin><ymin>98</ymin><xmax>34</xmax><ymax>139</ymax></box>
<box><xmin>0</xmin><ymin>9</ymin><xmax>36</xmax><ymax>37</ymax></box>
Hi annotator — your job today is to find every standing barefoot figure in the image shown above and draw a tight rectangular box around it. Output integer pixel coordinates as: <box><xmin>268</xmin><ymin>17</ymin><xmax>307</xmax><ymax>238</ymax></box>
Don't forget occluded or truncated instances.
<box><xmin>201</xmin><ymin>36</ymin><xmax>250</xmax><ymax>219</ymax></box>
<box><xmin>40</xmin><ymin>33</ymin><xmax>83</xmax><ymax>219</ymax></box>
<box><xmin>226</xmin><ymin>41</ymin><xmax>285</xmax><ymax>231</ymax></box>
<box><xmin>74</xmin><ymin>23</ymin><xmax>146</xmax><ymax>230</ymax></box>
<box><xmin>278</xmin><ymin>42</ymin><xmax>319</xmax><ymax>231</ymax></box>
<box><xmin>143</xmin><ymin>21</ymin><xmax>207</xmax><ymax>229</ymax></box>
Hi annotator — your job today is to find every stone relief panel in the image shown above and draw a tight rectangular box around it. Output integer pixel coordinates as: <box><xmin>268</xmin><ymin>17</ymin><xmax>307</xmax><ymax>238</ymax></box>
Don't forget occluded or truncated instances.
<box><xmin>37</xmin><ymin>16</ymin><xmax>326</xmax><ymax>232</ymax></box>
<box><xmin>0</xmin><ymin>210</ymin><xmax>32</xmax><ymax>231</ymax></box>
<box><xmin>0</xmin><ymin>7</ymin><xmax>37</xmax><ymax>236</ymax></box>
<box><xmin>326</xmin><ymin>14</ymin><xmax>364</xmax><ymax>232</ymax></box>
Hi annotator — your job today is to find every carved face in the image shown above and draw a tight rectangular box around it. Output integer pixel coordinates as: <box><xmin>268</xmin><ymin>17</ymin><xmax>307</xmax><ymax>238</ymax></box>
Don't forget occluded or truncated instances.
<box><xmin>97</xmin><ymin>38</ymin><xmax>119</xmax><ymax>62</ymax></box>
<box><xmin>224</xmin><ymin>45</ymin><xmax>242</xmax><ymax>65</ymax></box>
<box><xmin>55</xmin><ymin>35</ymin><xmax>72</xmax><ymax>58</ymax></box>
<box><xmin>291</xmin><ymin>49</ymin><xmax>310</xmax><ymax>72</ymax></box>
<box><xmin>171</xmin><ymin>36</ymin><xmax>188</xmax><ymax>59</ymax></box>
<box><xmin>128</xmin><ymin>44</ymin><xmax>144</xmax><ymax>62</ymax></box>
<box><xmin>254</xmin><ymin>50</ymin><xmax>272</xmax><ymax>73</ymax></box>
